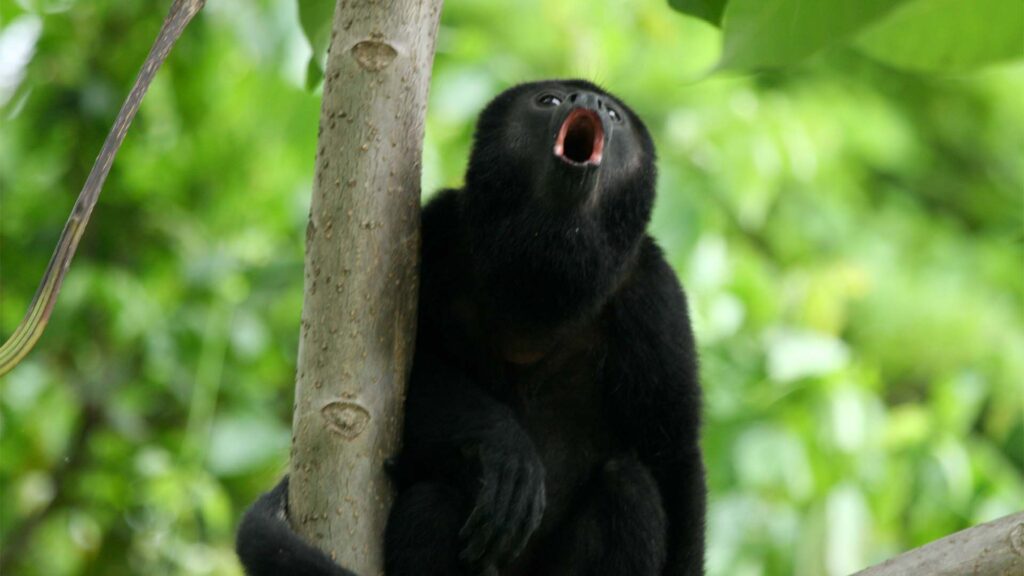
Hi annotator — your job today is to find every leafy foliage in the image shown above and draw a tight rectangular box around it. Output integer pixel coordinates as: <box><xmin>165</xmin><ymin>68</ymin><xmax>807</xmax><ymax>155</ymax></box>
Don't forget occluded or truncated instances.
<box><xmin>855</xmin><ymin>0</ymin><xmax>1024</xmax><ymax>72</ymax></box>
<box><xmin>1</xmin><ymin>0</ymin><xmax>1022</xmax><ymax>575</ymax></box>
<box><xmin>668</xmin><ymin>0</ymin><xmax>727</xmax><ymax>26</ymax></box>
<box><xmin>296</xmin><ymin>0</ymin><xmax>333</xmax><ymax>88</ymax></box>
<box><xmin>716</xmin><ymin>0</ymin><xmax>908</xmax><ymax>69</ymax></box>
<box><xmin>668</xmin><ymin>0</ymin><xmax>1024</xmax><ymax>71</ymax></box>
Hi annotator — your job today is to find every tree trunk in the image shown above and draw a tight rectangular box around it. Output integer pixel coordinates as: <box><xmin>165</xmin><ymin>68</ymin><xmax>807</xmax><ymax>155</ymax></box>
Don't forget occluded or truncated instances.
<box><xmin>851</xmin><ymin>511</ymin><xmax>1024</xmax><ymax>576</ymax></box>
<box><xmin>288</xmin><ymin>0</ymin><xmax>442</xmax><ymax>573</ymax></box>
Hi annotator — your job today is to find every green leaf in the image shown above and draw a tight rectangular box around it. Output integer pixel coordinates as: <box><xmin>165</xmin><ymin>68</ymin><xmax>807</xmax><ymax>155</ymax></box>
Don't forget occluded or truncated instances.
<box><xmin>668</xmin><ymin>0</ymin><xmax>729</xmax><ymax>26</ymax></box>
<box><xmin>855</xmin><ymin>0</ymin><xmax>1024</xmax><ymax>72</ymax></box>
<box><xmin>306</xmin><ymin>56</ymin><xmax>324</xmax><ymax>91</ymax></box>
<box><xmin>297</xmin><ymin>0</ymin><xmax>336</xmax><ymax>87</ymax></box>
<box><xmin>718</xmin><ymin>0</ymin><xmax>911</xmax><ymax>69</ymax></box>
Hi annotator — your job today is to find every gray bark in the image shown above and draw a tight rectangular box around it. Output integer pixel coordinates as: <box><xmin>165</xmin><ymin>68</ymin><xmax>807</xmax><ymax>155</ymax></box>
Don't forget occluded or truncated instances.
<box><xmin>851</xmin><ymin>511</ymin><xmax>1024</xmax><ymax>576</ymax></box>
<box><xmin>288</xmin><ymin>0</ymin><xmax>442</xmax><ymax>573</ymax></box>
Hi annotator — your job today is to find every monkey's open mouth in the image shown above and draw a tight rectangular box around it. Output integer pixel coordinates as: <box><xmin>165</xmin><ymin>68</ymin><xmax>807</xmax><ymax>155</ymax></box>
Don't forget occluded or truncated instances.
<box><xmin>554</xmin><ymin>108</ymin><xmax>604</xmax><ymax>166</ymax></box>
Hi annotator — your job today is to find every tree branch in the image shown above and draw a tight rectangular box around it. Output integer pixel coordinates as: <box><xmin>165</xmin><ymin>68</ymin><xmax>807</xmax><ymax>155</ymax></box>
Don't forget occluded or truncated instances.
<box><xmin>851</xmin><ymin>512</ymin><xmax>1024</xmax><ymax>576</ymax></box>
<box><xmin>0</xmin><ymin>0</ymin><xmax>205</xmax><ymax>377</ymax></box>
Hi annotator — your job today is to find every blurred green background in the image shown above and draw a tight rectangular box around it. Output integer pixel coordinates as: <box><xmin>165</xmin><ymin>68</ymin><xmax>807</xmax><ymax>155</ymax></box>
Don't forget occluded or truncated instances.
<box><xmin>1</xmin><ymin>0</ymin><xmax>1021</xmax><ymax>574</ymax></box>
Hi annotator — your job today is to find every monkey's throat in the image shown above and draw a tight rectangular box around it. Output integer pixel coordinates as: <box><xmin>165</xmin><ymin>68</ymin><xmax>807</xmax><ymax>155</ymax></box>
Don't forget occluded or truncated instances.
<box><xmin>554</xmin><ymin>109</ymin><xmax>604</xmax><ymax>166</ymax></box>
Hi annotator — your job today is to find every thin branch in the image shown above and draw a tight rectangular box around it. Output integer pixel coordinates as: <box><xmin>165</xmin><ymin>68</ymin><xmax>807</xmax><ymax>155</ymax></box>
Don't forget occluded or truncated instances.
<box><xmin>0</xmin><ymin>0</ymin><xmax>206</xmax><ymax>377</ymax></box>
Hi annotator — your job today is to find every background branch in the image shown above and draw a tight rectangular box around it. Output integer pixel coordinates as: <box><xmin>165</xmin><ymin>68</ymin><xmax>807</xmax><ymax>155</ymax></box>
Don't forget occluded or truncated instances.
<box><xmin>0</xmin><ymin>0</ymin><xmax>205</xmax><ymax>377</ymax></box>
<box><xmin>852</xmin><ymin>512</ymin><xmax>1024</xmax><ymax>576</ymax></box>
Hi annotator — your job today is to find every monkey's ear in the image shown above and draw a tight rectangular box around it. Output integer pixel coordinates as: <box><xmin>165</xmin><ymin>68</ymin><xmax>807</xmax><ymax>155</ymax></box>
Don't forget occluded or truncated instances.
<box><xmin>0</xmin><ymin>0</ymin><xmax>206</xmax><ymax>378</ymax></box>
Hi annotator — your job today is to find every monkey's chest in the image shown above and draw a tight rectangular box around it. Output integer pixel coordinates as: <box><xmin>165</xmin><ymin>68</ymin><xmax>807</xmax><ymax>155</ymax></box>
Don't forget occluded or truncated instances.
<box><xmin>508</xmin><ymin>344</ymin><xmax>619</xmax><ymax>533</ymax></box>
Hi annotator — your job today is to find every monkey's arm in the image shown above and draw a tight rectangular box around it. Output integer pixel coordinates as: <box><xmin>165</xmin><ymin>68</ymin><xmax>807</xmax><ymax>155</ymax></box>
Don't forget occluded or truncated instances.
<box><xmin>398</xmin><ymin>345</ymin><xmax>547</xmax><ymax>571</ymax></box>
<box><xmin>605</xmin><ymin>239</ymin><xmax>706</xmax><ymax>576</ymax></box>
<box><xmin>401</xmin><ymin>189</ymin><xmax>540</xmax><ymax>486</ymax></box>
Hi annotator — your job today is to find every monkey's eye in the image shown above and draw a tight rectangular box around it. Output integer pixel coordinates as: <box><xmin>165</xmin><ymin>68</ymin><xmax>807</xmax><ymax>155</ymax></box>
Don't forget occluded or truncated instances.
<box><xmin>537</xmin><ymin>94</ymin><xmax>562</xmax><ymax>107</ymax></box>
<box><xmin>608</xmin><ymin>107</ymin><xmax>622</xmax><ymax>122</ymax></box>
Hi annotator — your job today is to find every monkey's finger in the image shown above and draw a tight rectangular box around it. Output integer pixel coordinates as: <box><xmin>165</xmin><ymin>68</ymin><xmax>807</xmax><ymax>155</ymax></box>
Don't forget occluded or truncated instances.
<box><xmin>459</xmin><ymin>479</ymin><xmax>504</xmax><ymax>562</ymax></box>
<box><xmin>510</xmin><ymin>475</ymin><xmax>546</xmax><ymax>561</ymax></box>
<box><xmin>479</xmin><ymin>462</ymin><xmax>526</xmax><ymax>565</ymax></box>
<box><xmin>461</xmin><ymin>462</ymin><xmax>516</xmax><ymax>564</ymax></box>
<box><xmin>492</xmin><ymin>465</ymin><xmax>534</xmax><ymax>565</ymax></box>
<box><xmin>459</xmin><ymin>473</ymin><xmax>497</xmax><ymax>545</ymax></box>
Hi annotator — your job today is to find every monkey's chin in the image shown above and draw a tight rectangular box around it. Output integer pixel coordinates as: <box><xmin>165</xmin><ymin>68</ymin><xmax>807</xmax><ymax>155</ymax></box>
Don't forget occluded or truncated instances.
<box><xmin>546</xmin><ymin>157</ymin><xmax>601</xmax><ymax>209</ymax></box>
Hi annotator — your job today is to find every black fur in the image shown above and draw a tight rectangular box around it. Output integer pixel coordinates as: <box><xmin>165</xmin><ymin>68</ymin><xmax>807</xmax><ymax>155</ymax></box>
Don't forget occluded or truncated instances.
<box><xmin>237</xmin><ymin>80</ymin><xmax>705</xmax><ymax>576</ymax></box>
<box><xmin>236</xmin><ymin>477</ymin><xmax>356</xmax><ymax>576</ymax></box>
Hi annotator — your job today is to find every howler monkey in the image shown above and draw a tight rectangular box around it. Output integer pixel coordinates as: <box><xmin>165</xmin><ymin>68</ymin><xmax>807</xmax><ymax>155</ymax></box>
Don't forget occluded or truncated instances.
<box><xmin>236</xmin><ymin>80</ymin><xmax>706</xmax><ymax>576</ymax></box>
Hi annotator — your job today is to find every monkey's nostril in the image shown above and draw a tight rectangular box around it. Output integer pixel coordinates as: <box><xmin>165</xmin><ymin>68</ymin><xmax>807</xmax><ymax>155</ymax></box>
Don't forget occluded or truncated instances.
<box><xmin>569</xmin><ymin>93</ymin><xmax>578</xmax><ymax>103</ymax></box>
<box><xmin>597</xmin><ymin>99</ymin><xmax>604</xmax><ymax>109</ymax></box>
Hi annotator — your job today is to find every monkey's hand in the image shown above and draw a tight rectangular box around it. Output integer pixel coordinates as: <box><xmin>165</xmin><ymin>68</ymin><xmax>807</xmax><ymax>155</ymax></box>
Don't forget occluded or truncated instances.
<box><xmin>458</xmin><ymin>421</ymin><xmax>546</xmax><ymax>572</ymax></box>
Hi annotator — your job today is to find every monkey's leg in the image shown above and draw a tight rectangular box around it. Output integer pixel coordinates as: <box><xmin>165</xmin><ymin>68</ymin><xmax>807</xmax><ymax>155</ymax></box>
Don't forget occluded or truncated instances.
<box><xmin>547</xmin><ymin>455</ymin><xmax>668</xmax><ymax>576</ymax></box>
<box><xmin>385</xmin><ymin>482</ymin><xmax>472</xmax><ymax>576</ymax></box>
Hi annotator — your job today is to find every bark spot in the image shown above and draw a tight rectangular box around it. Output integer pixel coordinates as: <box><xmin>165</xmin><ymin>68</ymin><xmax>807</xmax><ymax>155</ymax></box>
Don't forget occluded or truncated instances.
<box><xmin>321</xmin><ymin>401</ymin><xmax>371</xmax><ymax>440</ymax></box>
<box><xmin>351</xmin><ymin>40</ymin><xmax>397</xmax><ymax>72</ymax></box>
<box><xmin>1011</xmin><ymin>521</ymin><xmax>1024</xmax><ymax>558</ymax></box>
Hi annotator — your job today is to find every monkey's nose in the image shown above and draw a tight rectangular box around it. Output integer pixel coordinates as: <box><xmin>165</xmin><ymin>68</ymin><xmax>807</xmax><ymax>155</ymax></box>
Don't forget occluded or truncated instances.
<box><xmin>566</xmin><ymin>92</ymin><xmax>613</xmax><ymax>131</ymax></box>
<box><xmin>567</xmin><ymin>92</ymin><xmax>604</xmax><ymax>112</ymax></box>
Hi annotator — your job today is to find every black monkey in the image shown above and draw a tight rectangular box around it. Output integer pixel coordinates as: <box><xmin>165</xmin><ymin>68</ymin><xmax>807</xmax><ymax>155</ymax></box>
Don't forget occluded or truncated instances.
<box><xmin>237</xmin><ymin>80</ymin><xmax>705</xmax><ymax>576</ymax></box>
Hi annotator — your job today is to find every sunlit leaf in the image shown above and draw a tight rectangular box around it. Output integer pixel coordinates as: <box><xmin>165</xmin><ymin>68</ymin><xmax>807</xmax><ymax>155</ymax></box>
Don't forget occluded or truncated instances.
<box><xmin>764</xmin><ymin>327</ymin><xmax>850</xmax><ymax>383</ymax></box>
<box><xmin>207</xmin><ymin>416</ymin><xmax>290</xmax><ymax>476</ymax></box>
<box><xmin>733</xmin><ymin>425</ymin><xmax>814</xmax><ymax>499</ymax></box>
<box><xmin>717</xmin><ymin>0</ymin><xmax>910</xmax><ymax>69</ymax></box>
<box><xmin>825</xmin><ymin>485</ymin><xmax>869</xmax><ymax>574</ymax></box>
<box><xmin>855</xmin><ymin>0</ymin><xmax>1024</xmax><ymax>72</ymax></box>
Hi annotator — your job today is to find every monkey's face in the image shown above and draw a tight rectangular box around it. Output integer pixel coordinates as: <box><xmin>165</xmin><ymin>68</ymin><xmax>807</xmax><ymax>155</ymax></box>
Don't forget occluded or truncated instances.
<box><xmin>463</xmin><ymin>80</ymin><xmax>657</xmax><ymax>327</ymax></box>
<box><xmin>466</xmin><ymin>79</ymin><xmax>656</xmax><ymax>215</ymax></box>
